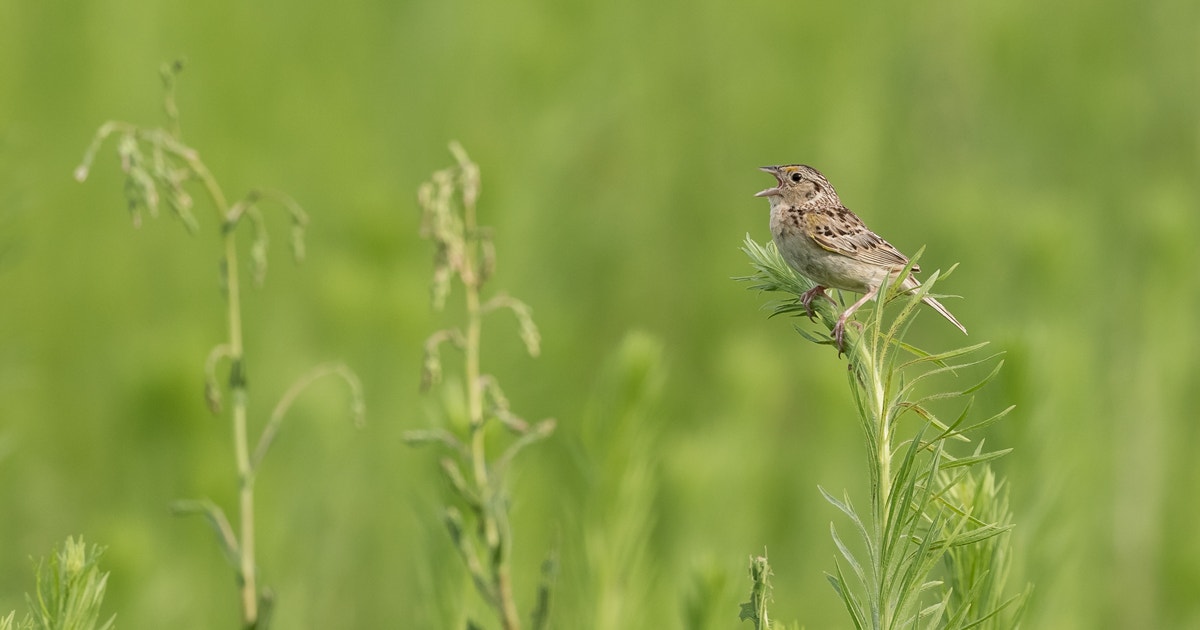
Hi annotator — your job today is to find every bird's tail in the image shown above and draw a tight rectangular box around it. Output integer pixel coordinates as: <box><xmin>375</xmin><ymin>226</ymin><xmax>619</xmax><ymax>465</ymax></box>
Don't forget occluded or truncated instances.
<box><xmin>900</xmin><ymin>275</ymin><xmax>968</xmax><ymax>335</ymax></box>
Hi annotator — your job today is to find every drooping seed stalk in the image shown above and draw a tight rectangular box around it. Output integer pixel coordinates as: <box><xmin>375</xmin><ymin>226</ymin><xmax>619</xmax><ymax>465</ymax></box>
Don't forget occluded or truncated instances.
<box><xmin>77</xmin><ymin>66</ymin><xmax>364</xmax><ymax>630</ymax></box>
<box><xmin>409</xmin><ymin>145</ymin><xmax>552</xmax><ymax>630</ymax></box>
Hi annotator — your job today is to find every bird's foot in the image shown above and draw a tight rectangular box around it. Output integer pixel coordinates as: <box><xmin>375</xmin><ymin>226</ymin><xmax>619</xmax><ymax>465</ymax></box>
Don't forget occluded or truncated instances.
<box><xmin>832</xmin><ymin>317</ymin><xmax>847</xmax><ymax>355</ymax></box>
<box><xmin>800</xmin><ymin>285</ymin><xmax>835</xmax><ymax>320</ymax></box>
<box><xmin>832</xmin><ymin>317</ymin><xmax>863</xmax><ymax>356</ymax></box>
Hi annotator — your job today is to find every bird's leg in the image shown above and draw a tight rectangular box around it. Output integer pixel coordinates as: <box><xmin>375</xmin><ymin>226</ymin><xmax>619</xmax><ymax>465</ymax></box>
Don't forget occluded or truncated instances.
<box><xmin>799</xmin><ymin>285</ymin><xmax>837</xmax><ymax>320</ymax></box>
<box><xmin>832</xmin><ymin>285</ymin><xmax>879</xmax><ymax>354</ymax></box>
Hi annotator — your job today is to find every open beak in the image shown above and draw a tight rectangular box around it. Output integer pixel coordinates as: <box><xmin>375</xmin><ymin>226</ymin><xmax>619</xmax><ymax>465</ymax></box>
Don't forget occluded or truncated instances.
<box><xmin>754</xmin><ymin>165</ymin><xmax>782</xmax><ymax>198</ymax></box>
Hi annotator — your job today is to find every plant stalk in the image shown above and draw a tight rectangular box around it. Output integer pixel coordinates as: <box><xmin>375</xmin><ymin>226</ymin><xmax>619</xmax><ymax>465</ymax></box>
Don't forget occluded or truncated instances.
<box><xmin>865</xmin><ymin>341</ymin><xmax>890</xmax><ymax>521</ymax></box>
<box><xmin>193</xmin><ymin>158</ymin><xmax>259</xmax><ymax>628</ymax></box>
<box><xmin>228</xmin><ymin>244</ymin><xmax>258</xmax><ymax>629</ymax></box>
<box><xmin>461</xmin><ymin>184</ymin><xmax>519</xmax><ymax>630</ymax></box>
<box><xmin>853</xmin><ymin>322</ymin><xmax>892</xmax><ymax>630</ymax></box>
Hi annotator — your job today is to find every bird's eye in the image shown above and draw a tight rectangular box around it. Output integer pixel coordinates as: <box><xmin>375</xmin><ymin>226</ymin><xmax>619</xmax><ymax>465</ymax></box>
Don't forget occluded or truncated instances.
<box><xmin>790</xmin><ymin>172</ymin><xmax>803</xmax><ymax>183</ymax></box>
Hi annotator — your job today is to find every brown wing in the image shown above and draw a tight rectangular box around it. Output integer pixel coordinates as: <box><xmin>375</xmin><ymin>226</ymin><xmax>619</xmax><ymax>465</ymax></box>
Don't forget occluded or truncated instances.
<box><xmin>802</xmin><ymin>206</ymin><xmax>919</xmax><ymax>272</ymax></box>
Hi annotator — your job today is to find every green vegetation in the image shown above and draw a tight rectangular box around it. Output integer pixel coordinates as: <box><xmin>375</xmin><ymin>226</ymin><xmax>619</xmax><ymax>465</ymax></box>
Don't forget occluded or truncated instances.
<box><xmin>740</xmin><ymin>553</ymin><xmax>799</xmax><ymax>630</ymax></box>
<box><xmin>740</xmin><ymin>238</ymin><xmax>1029</xmax><ymax>628</ymax></box>
<box><xmin>406</xmin><ymin>144</ymin><xmax>555</xmax><ymax>630</ymax></box>
<box><xmin>1</xmin><ymin>1</ymin><xmax>1196</xmax><ymax>627</ymax></box>
<box><xmin>2</xmin><ymin>538</ymin><xmax>114</xmax><ymax>630</ymax></box>
<box><xmin>73</xmin><ymin>64</ymin><xmax>363</xmax><ymax>629</ymax></box>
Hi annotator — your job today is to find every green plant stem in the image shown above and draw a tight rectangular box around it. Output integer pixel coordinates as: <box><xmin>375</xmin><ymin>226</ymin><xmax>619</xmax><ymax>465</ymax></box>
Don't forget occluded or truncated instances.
<box><xmin>79</xmin><ymin>79</ymin><xmax>360</xmax><ymax>629</ymax></box>
<box><xmin>873</xmin><ymin>375</ymin><xmax>892</xmax><ymax>628</ymax></box>
<box><xmin>191</xmin><ymin>155</ymin><xmax>260</xmax><ymax>628</ymax></box>
<box><xmin>461</xmin><ymin>191</ymin><xmax>519</xmax><ymax>630</ymax></box>
<box><xmin>857</xmin><ymin>341</ymin><xmax>890</xmax><ymax>629</ymax></box>
<box><xmin>466</xmin><ymin>286</ymin><xmax>486</xmax><ymax>482</ymax></box>
<box><xmin>415</xmin><ymin>145</ymin><xmax>545</xmax><ymax>630</ymax></box>
<box><xmin>862</xmin><ymin>343</ymin><xmax>890</xmax><ymax>510</ymax></box>
<box><xmin>223</xmin><ymin>201</ymin><xmax>260</xmax><ymax>630</ymax></box>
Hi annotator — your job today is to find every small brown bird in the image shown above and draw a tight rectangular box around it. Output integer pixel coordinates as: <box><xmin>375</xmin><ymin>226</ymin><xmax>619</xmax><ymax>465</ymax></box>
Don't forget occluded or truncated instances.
<box><xmin>755</xmin><ymin>164</ymin><xmax>967</xmax><ymax>349</ymax></box>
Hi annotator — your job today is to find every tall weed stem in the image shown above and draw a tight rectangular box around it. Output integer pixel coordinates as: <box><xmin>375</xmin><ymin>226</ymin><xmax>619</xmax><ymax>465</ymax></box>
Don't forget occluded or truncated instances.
<box><xmin>76</xmin><ymin>62</ymin><xmax>363</xmax><ymax>629</ymax></box>
<box><xmin>407</xmin><ymin>143</ymin><xmax>554</xmax><ymax>630</ymax></box>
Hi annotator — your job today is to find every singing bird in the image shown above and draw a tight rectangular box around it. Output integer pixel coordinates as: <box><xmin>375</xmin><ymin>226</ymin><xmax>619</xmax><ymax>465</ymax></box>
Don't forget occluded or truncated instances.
<box><xmin>755</xmin><ymin>164</ymin><xmax>967</xmax><ymax>349</ymax></box>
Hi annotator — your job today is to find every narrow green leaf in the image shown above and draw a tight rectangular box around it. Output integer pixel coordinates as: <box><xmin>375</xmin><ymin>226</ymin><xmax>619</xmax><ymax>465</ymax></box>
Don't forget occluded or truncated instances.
<box><xmin>958</xmin><ymin>590</ymin><xmax>1026</xmax><ymax>629</ymax></box>
<box><xmin>938</xmin><ymin>448</ymin><xmax>1014</xmax><ymax>471</ymax></box>
<box><xmin>900</xmin><ymin>353</ymin><xmax>1004</xmax><ymax>400</ymax></box>
<box><xmin>917</xmin><ymin>600</ymin><xmax>948</xmax><ymax>628</ymax></box>
<box><xmin>830</xmin><ymin>523</ymin><xmax>868</xmax><ymax>590</ymax></box>
<box><xmin>896</xmin><ymin>403</ymin><xmax>971</xmax><ymax>443</ymax></box>
<box><xmin>899</xmin><ymin>341</ymin><xmax>991</xmax><ymax>370</ymax></box>
<box><xmin>951</xmin><ymin>405</ymin><xmax>1016</xmax><ymax>439</ymax></box>
<box><xmin>911</xmin><ymin>359</ymin><xmax>1006</xmax><ymax>407</ymax></box>
<box><xmin>829</xmin><ymin>560</ymin><xmax>869</xmax><ymax>630</ymax></box>
<box><xmin>795</xmin><ymin>326</ymin><xmax>833</xmax><ymax>346</ymax></box>
<box><xmin>930</xmin><ymin>524</ymin><xmax>1014</xmax><ymax>550</ymax></box>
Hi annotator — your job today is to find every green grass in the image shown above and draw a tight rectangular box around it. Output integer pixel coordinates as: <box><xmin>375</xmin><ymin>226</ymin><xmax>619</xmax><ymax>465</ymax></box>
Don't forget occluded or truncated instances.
<box><xmin>1</xmin><ymin>0</ymin><xmax>1198</xmax><ymax>627</ymax></box>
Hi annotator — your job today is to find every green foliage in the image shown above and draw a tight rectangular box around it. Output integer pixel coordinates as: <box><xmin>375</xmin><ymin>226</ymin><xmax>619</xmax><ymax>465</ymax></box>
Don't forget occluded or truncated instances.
<box><xmin>739</xmin><ymin>554</ymin><xmax>773</xmax><ymax>629</ymax></box>
<box><xmin>2</xmin><ymin>538</ymin><xmax>114</xmax><ymax>630</ymax></box>
<box><xmin>74</xmin><ymin>64</ymin><xmax>363</xmax><ymax>629</ymax></box>
<box><xmin>739</xmin><ymin>553</ymin><xmax>803</xmax><ymax>630</ymax></box>
<box><xmin>567</xmin><ymin>331</ymin><xmax>665</xmax><ymax>629</ymax></box>
<box><xmin>406</xmin><ymin>144</ymin><xmax>555</xmax><ymax>630</ymax></box>
<box><xmin>939</xmin><ymin>469</ymin><xmax>1032</xmax><ymax>629</ymax></box>
<box><xmin>2</xmin><ymin>2</ymin><xmax>1196</xmax><ymax>627</ymax></box>
<box><xmin>741</xmin><ymin>237</ymin><xmax>1029</xmax><ymax>629</ymax></box>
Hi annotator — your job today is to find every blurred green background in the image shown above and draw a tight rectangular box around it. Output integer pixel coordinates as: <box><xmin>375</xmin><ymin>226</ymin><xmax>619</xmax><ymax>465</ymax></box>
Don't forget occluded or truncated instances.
<box><xmin>1</xmin><ymin>0</ymin><xmax>1197</xmax><ymax>628</ymax></box>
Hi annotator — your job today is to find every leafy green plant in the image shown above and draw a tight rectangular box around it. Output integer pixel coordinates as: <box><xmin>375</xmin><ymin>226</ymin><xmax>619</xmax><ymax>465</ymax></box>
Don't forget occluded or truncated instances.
<box><xmin>739</xmin><ymin>236</ymin><xmax>1030</xmax><ymax>629</ymax></box>
<box><xmin>938</xmin><ymin>468</ymin><xmax>1031</xmax><ymax>629</ymax></box>
<box><xmin>739</xmin><ymin>553</ymin><xmax>802</xmax><ymax>630</ymax></box>
<box><xmin>406</xmin><ymin>143</ymin><xmax>556</xmax><ymax>630</ymax></box>
<box><xmin>74</xmin><ymin>62</ymin><xmax>364</xmax><ymax>629</ymax></box>
<box><xmin>740</xmin><ymin>553</ymin><xmax>774</xmax><ymax>630</ymax></box>
<box><xmin>2</xmin><ymin>537</ymin><xmax>115</xmax><ymax>630</ymax></box>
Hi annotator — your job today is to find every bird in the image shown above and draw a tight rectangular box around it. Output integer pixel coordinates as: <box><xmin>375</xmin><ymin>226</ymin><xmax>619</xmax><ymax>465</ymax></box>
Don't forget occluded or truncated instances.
<box><xmin>754</xmin><ymin>164</ymin><xmax>966</xmax><ymax>350</ymax></box>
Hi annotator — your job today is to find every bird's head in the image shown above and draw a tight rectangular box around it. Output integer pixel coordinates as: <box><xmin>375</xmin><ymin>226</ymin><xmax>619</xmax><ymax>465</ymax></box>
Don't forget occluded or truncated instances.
<box><xmin>754</xmin><ymin>164</ymin><xmax>839</xmax><ymax>207</ymax></box>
